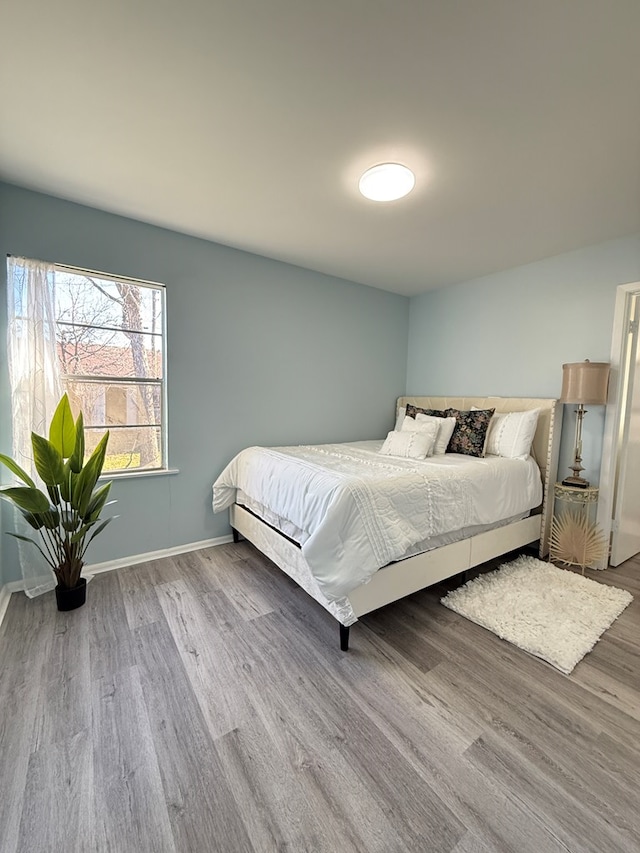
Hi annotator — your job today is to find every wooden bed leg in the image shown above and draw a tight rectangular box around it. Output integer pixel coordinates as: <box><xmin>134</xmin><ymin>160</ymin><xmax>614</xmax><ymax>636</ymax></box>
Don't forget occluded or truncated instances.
<box><xmin>339</xmin><ymin>624</ymin><xmax>350</xmax><ymax>652</ymax></box>
<box><xmin>232</xmin><ymin>527</ymin><xmax>240</xmax><ymax>543</ymax></box>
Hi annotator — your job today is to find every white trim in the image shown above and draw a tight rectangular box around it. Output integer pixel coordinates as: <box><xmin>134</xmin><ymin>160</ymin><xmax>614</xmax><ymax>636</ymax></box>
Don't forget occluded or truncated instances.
<box><xmin>54</xmin><ymin>261</ymin><xmax>166</xmax><ymax>291</ymax></box>
<box><xmin>598</xmin><ymin>281</ymin><xmax>640</xmax><ymax>568</ymax></box>
<box><xmin>85</xmin><ymin>535</ymin><xmax>234</xmax><ymax>576</ymax></box>
<box><xmin>0</xmin><ymin>535</ymin><xmax>234</xmax><ymax>597</ymax></box>
<box><xmin>0</xmin><ymin>585</ymin><xmax>12</xmax><ymax>630</ymax></box>
<box><xmin>99</xmin><ymin>468</ymin><xmax>180</xmax><ymax>482</ymax></box>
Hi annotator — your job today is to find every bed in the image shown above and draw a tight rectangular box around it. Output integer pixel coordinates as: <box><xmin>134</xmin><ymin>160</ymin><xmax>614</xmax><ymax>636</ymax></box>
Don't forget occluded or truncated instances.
<box><xmin>212</xmin><ymin>396</ymin><xmax>561</xmax><ymax>649</ymax></box>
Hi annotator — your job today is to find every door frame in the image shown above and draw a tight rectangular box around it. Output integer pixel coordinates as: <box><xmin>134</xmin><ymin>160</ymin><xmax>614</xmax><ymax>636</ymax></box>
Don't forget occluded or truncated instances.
<box><xmin>597</xmin><ymin>281</ymin><xmax>640</xmax><ymax>567</ymax></box>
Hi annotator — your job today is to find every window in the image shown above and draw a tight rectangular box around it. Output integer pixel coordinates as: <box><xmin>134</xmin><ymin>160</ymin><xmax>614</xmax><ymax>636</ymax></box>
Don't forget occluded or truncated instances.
<box><xmin>9</xmin><ymin>258</ymin><xmax>167</xmax><ymax>474</ymax></box>
<box><xmin>52</xmin><ymin>264</ymin><xmax>167</xmax><ymax>473</ymax></box>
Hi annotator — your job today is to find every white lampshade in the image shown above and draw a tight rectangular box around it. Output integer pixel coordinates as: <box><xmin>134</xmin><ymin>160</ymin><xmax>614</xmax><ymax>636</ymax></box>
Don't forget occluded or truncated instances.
<box><xmin>560</xmin><ymin>360</ymin><xmax>610</xmax><ymax>405</ymax></box>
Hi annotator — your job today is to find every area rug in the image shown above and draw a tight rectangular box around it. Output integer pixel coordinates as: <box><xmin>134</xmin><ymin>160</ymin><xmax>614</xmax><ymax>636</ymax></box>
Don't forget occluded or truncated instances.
<box><xmin>441</xmin><ymin>555</ymin><xmax>633</xmax><ymax>674</ymax></box>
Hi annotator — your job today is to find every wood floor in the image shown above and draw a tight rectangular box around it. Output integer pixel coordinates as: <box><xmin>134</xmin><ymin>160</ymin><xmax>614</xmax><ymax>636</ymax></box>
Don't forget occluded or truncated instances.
<box><xmin>1</xmin><ymin>544</ymin><xmax>639</xmax><ymax>853</ymax></box>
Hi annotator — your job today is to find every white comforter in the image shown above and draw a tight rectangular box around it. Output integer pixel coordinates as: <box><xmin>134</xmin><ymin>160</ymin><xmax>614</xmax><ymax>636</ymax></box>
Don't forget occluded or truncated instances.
<box><xmin>212</xmin><ymin>440</ymin><xmax>542</xmax><ymax>603</ymax></box>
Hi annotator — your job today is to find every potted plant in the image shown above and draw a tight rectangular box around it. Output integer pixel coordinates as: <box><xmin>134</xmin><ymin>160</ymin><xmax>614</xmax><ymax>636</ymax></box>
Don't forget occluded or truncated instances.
<box><xmin>0</xmin><ymin>393</ymin><xmax>116</xmax><ymax>610</ymax></box>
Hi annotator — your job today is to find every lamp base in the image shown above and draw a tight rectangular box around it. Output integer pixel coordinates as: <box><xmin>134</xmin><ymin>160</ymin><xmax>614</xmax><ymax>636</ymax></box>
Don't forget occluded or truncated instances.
<box><xmin>562</xmin><ymin>476</ymin><xmax>590</xmax><ymax>489</ymax></box>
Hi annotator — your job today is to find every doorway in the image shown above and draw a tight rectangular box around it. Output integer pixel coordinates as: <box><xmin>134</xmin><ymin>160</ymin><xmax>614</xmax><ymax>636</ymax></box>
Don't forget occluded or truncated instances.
<box><xmin>597</xmin><ymin>282</ymin><xmax>640</xmax><ymax>566</ymax></box>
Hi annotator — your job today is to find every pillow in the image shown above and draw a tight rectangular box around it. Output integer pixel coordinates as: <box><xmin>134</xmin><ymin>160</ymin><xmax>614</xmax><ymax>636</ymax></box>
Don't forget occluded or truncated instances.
<box><xmin>394</xmin><ymin>406</ymin><xmax>406</xmax><ymax>431</ymax></box>
<box><xmin>444</xmin><ymin>408</ymin><xmax>495</xmax><ymax>457</ymax></box>
<box><xmin>405</xmin><ymin>403</ymin><xmax>447</xmax><ymax>419</ymax></box>
<box><xmin>483</xmin><ymin>409</ymin><xmax>540</xmax><ymax>459</ymax></box>
<box><xmin>414</xmin><ymin>413</ymin><xmax>457</xmax><ymax>455</ymax></box>
<box><xmin>400</xmin><ymin>414</ymin><xmax>432</xmax><ymax>434</ymax></box>
<box><xmin>379</xmin><ymin>425</ymin><xmax>437</xmax><ymax>460</ymax></box>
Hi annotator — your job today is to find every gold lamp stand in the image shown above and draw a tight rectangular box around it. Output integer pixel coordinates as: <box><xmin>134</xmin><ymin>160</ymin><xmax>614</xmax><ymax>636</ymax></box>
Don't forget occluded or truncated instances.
<box><xmin>562</xmin><ymin>402</ymin><xmax>589</xmax><ymax>488</ymax></box>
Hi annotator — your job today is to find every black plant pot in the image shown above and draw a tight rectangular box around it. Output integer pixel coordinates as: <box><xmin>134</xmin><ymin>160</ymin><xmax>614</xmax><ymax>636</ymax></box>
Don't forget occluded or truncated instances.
<box><xmin>55</xmin><ymin>578</ymin><xmax>87</xmax><ymax>612</ymax></box>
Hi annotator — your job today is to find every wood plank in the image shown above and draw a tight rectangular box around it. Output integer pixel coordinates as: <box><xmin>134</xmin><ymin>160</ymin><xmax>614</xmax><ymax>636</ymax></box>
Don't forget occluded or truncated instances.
<box><xmin>155</xmin><ymin>579</ymin><xmax>250</xmax><ymax>739</ymax></box>
<box><xmin>87</xmin><ymin>571</ymin><xmax>135</xmax><ymax>681</ymax></box>
<box><xmin>0</xmin><ymin>593</ymin><xmax>54</xmax><ymax>853</ymax></box>
<box><xmin>92</xmin><ymin>665</ymin><xmax>177</xmax><ymax>852</ymax></box>
<box><xmin>134</xmin><ymin>618</ymin><xmax>253</xmax><ymax>852</ymax></box>
<box><xmin>31</xmin><ymin>604</ymin><xmax>91</xmax><ymax>751</ymax></box>
<box><xmin>200</xmin><ymin>552</ymin><xmax>278</xmax><ymax>622</ymax></box>
<box><xmin>374</xmin><ymin>607</ymin><xmax>640</xmax><ymax>848</ymax></box>
<box><xmin>214</xmin><ymin>709</ymin><xmax>387</xmax><ymax>853</ymax></box>
<box><xmin>304</xmin><ymin>619</ymin><xmax>570</xmax><ymax>853</ymax></box>
<box><xmin>1</xmin><ymin>546</ymin><xmax>639</xmax><ymax>853</ymax></box>
<box><xmin>451</xmin><ymin>835</ymin><xmax>496</xmax><ymax>853</ymax></box>
<box><xmin>117</xmin><ymin>558</ymin><xmax>182</xmax><ymax>629</ymax></box>
<box><xmin>16</xmin><ymin>729</ymin><xmax>93</xmax><ymax>853</ymax></box>
<box><xmin>226</xmin><ymin>610</ymin><xmax>466</xmax><ymax>852</ymax></box>
<box><xmin>174</xmin><ymin>549</ymin><xmax>224</xmax><ymax>594</ymax></box>
<box><xmin>466</xmin><ymin>729</ymin><xmax>640</xmax><ymax>853</ymax></box>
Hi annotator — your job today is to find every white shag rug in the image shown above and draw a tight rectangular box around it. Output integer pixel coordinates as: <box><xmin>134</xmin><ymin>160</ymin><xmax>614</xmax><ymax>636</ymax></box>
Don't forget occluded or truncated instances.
<box><xmin>441</xmin><ymin>555</ymin><xmax>633</xmax><ymax>674</ymax></box>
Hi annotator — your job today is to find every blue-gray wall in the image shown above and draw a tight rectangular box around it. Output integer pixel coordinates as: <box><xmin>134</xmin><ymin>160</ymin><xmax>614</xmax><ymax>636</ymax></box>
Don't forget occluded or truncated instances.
<box><xmin>2</xmin><ymin>180</ymin><xmax>638</xmax><ymax>589</ymax></box>
<box><xmin>0</xmin><ymin>183</ymin><xmax>409</xmax><ymax>584</ymax></box>
<box><xmin>407</xmin><ymin>234</ymin><xmax>640</xmax><ymax>484</ymax></box>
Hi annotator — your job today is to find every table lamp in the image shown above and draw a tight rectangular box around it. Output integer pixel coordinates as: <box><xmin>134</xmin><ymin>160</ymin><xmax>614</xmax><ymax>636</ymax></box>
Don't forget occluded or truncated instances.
<box><xmin>560</xmin><ymin>359</ymin><xmax>610</xmax><ymax>487</ymax></box>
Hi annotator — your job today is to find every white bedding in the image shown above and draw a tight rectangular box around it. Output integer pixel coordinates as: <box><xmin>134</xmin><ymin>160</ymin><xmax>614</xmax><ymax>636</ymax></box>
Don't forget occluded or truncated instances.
<box><xmin>212</xmin><ymin>440</ymin><xmax>542</xmax><ymax>603</ymax></box>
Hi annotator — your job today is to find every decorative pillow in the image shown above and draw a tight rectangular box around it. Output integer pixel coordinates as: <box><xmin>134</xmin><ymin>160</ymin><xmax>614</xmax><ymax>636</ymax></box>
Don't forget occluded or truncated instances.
<box><xmin>414</xmin><ymin>413</ymin><xmax>457</xmax><ymax>455</ymax></box>
<box><xmin>405</xmin><ymin>403</ymin><xmax>447</xmax><ymax>419</ymax></box>
<box><xmin>394</xmin><ymin>406</ymin><xmax>406</xmax><ymax>431</ymax></box>
<box><xmin>484</xmin><ymin>409</ymin><xmax>540</xmax><ymax>459</ymax></box>
<box><xmin>444</xmin><ymin>408</ymin><xmax>495</xmax><ymax>457</ymax></box>
<box><xmin>400</xmin><ymin>414</ymin><xmax>432</xmax><ymax>433</ymax></box>
<box><xmin>379</xmin><ymin>426</ymin><xmax>437</xmax><ymax>460</ymax></box>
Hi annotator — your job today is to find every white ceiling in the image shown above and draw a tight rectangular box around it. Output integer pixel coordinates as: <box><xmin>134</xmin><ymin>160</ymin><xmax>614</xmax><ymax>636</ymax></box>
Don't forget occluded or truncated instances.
<box><xmin>1</xmin><ymin>0</ymin><xmax>639</xmax><ymax>296</ymax></box>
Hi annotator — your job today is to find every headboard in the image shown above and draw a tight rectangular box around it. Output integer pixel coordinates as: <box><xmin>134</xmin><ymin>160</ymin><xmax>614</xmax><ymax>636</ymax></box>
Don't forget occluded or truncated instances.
<box><xmin>397</xmin><ymin>396</ymin><xmax>562</xmax><ymax>556</ymax></box>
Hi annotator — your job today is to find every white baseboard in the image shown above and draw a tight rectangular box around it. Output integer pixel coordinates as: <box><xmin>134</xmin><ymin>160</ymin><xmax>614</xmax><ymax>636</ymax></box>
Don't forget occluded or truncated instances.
<box><xmin>86</xmin><ymin>534</ymin><xmax>234</xmax><ymax>576</ymax></box>
<box><xmin>0</xmin><ymin>584</ymin><xmax>12</xmax><ymax>629</ymax></box>
<box><xmin>0</xmin><ymin>535</ymin><xmax>234</xmax><ymax>627</ymax></box>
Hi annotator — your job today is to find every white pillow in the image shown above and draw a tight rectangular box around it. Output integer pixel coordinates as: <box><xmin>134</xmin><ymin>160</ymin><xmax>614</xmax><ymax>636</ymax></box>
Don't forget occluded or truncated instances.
<box><xmin>400</xmin><ymin>414</ymin><xmax>431</xmax><ymax>433</ymax></box>
<box><xmin>379</xmin><ymin>426</ymin><xmax>437</xmax><ymax>460</ymax></box>
<box><xmin>394</xmin><ymin>406</ymin><xmax>406</xmax><ymax>432</ymax></box>
<box><xmin>414</xmin><ymin>413</ymin><xmax>457</xmax><ymax>455</ymax></box>
<box><xmin>481</xmin><ymin>409</ymin><xmax>540</xmax><ymax>459</ymax></box>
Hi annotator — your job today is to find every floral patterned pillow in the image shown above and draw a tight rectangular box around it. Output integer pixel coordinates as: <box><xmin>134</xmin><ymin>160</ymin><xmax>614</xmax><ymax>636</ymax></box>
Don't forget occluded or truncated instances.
<box><xmin>405</xmin><ymin>403</ymin><xmax>447</xmax><ymax>419</ymax></box>
<box><xmin>444</xmin><ymin>408</ymin><xmax>495</xmax><ymax>456</ymax></box>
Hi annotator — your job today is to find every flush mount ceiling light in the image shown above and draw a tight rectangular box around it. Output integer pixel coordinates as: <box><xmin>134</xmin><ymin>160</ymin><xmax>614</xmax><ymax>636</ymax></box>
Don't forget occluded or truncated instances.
<box><xmin>358</xmin><ymin>163</ymin><xmax>415</xmax><ymax>202</ymax></box>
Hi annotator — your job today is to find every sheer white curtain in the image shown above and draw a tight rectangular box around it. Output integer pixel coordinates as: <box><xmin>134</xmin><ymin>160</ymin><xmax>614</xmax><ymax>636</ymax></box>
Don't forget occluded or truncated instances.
<box><xmin>6</xmin><ymin>256</ymin><xmax>63</xmax><ymax>596</ymax></box>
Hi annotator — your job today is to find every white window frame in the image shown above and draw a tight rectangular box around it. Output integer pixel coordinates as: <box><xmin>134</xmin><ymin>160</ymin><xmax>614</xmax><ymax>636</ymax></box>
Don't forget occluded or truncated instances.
<box><xmin>53</xmin><ymin>262</ymin><xmax>170</xmax><ymax>477</ymax></box>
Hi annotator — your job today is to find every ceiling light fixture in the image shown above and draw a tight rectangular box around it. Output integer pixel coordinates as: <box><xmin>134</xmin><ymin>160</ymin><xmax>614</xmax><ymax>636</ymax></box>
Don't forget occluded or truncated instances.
<box><xmin>358</xmin><ymin>163</ymin><xmax>415</xmax><ymax>202</ymax></box>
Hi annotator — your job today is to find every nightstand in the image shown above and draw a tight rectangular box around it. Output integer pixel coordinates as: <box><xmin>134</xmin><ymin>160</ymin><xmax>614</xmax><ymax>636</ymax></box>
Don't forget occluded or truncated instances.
<box><xmin>550</xmin><ymin>483</ymin><xmax>608</xmax><ymax>572</ymax></box>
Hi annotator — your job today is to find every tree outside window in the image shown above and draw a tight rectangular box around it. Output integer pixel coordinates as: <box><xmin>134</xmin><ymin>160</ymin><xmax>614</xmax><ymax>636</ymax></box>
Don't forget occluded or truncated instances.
<box><xmin>53</xmin><ymin>266</ymin><xmax>166</xmax><ymax>472</ymax></box>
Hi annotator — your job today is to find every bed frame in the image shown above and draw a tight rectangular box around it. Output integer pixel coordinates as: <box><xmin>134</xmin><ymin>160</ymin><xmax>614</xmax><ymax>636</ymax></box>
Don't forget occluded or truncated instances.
<box><xmin>230</xmin><ymin>396</ymin><xmax>561</xmax><ymax>649</ymax></box>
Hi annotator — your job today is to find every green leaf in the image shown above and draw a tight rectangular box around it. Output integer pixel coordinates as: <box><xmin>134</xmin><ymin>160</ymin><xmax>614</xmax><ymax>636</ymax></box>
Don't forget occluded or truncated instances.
<box><xmin>82</xmin><ymin>516</ymin><xmax>115</xmax><ymax>552</ymax></box>
<box><xmin>60</xmin><ymin>510</ymin><xmax>80</xmax><ymax>532</ymax></box>
<box><xmin>72</xmin><ymin>431</ymin><xmax>110</xmax><ymax>516</ymax></box>
<box><xmin>47</xmin><ymin>484</ymin><xmax>61</xmax><ymax>506</ymax></box>
<box><xmin>0</xmin><ymin>486</ymin><xmax>50</xmax><ymax>513</ymax></box>
<box><xmin>31</xmin><ymin>434</ymin><xmax>65</xmax><ymax>485</ymax></box>
<box><xmin>59</xmin><ymin>461</ymin><xmax>75</xmax><ymax>504</ymax></box>
<box><xmin>42</xmin><ymin>506</ymin><xmax>60</xmax><ymax>530</ymax></box>
<box><xmin>49</xmin><ymin>393</ymin><xmax>76</xmax><ymax>458</ymax></box>
<box><xmin>19</xmin><ymin>509</ymin><xmax>45</xmax><ymax>530</ymax></box>
<box><xmin>84</xmin><ymin>481</ymin><xmax>112</xmax><ymax>522</ymax></box>
<box><xmin>69</xmin><ymin>411</ymin><xmax>85</xmax><ymax>474</ymax></box>
<box><xmin>70</xmin><ymin>520</ymin><xmax>98</xmax><ymax>544</ymax></box>
<box><xmin>0</xmin><ymin>454</ymin><xmax>36</xmax><ymax>488</ymax></box>
<box><xmin>7</xmin><ymin>532</ymin><xmax>53</xmax><ymax>568</ymax></box>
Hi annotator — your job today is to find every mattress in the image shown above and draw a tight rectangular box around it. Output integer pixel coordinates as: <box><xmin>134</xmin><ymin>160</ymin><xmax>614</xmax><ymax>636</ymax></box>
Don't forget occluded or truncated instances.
<box><xmin>213</xmin><ymin>440</ymin><xmax>542</xmax><ymax>603</ymax></box>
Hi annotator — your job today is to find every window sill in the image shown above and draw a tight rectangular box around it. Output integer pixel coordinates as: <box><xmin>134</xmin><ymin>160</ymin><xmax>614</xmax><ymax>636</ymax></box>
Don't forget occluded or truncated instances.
<box><xmin>98</xmin><ymin>468</ymin><xmax>180</xmax><ymax>482</ymax></box>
